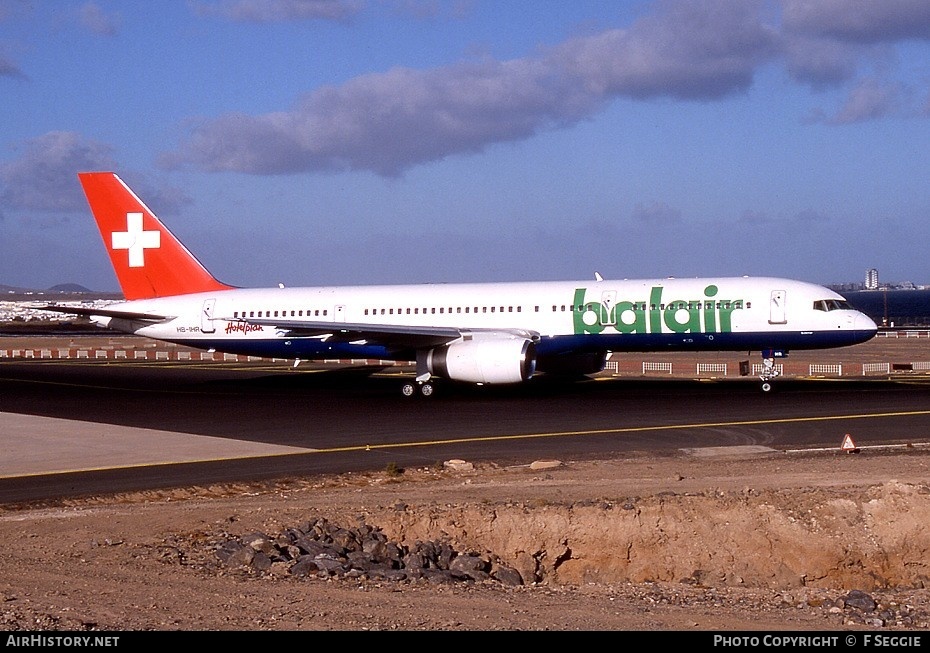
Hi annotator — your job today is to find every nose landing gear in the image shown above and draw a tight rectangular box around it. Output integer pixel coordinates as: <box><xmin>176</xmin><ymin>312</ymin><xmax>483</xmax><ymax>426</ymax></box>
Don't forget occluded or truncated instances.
<box><xmin>759</xmin><ymin>353</ymin><xmax>782</xmax><ymax>392</ymax></box>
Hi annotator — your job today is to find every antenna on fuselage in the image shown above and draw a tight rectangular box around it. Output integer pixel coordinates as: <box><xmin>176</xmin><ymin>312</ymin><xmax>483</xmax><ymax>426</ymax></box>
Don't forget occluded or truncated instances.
<box><xmin>594</xmin><ymin>272</ymin><xmax>604</xmax><ymax>282</ymax></box>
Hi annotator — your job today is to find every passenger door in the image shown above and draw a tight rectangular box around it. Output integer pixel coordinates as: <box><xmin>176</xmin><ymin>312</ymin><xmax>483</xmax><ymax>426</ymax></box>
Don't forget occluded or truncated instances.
<box><xmin>769</xmin><ymin>290</ymin><xmax>786</xmax><ymax>325</ymax></box>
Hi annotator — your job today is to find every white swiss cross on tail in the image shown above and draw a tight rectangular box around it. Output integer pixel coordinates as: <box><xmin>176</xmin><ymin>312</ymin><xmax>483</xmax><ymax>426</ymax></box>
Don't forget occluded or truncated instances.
<box><xmin>111</xmin><ymin>212</ymin><xmax>160</xmax><ymax>267</ymax></box>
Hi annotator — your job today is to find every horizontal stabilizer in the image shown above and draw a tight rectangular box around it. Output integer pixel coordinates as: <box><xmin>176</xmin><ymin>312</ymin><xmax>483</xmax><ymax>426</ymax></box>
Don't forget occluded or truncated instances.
<box><xmin>37</xmin><ymin>304</ymin><xmax>174</xmax><ymax>323</ymax></box>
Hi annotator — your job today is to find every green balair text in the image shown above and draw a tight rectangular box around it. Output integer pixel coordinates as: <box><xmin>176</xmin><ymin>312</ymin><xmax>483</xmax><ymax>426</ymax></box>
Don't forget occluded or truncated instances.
<box><xmin>572</xmin><ymin>285</ymin><xmax>744</xmax><ymax>335</ymax></box>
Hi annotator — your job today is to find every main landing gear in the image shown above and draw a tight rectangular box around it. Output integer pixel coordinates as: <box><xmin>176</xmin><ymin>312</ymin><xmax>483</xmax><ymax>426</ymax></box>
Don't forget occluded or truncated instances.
<box><xmin>401</xmin><ymin>380</ymin><xmax>435</xmax><ymax>398</ymax></box>
<box><xmin>403</xmin><ymin>351</ymin><xmax>437</xmax><ymax>397</ymax></box>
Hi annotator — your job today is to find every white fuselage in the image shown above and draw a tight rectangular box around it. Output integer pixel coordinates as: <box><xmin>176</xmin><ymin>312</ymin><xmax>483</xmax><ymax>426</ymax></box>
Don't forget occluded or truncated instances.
<box><xmin>91</xmin><ymin>276</ymin><xmax>877</xmax><ymax>366</ymax></box>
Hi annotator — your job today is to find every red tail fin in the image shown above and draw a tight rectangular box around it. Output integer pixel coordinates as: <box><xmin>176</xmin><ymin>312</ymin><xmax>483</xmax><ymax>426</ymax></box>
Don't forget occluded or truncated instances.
<box><xmin>78</xmin><ymin>172</ymin><xmax>234</xmax><ymax>300</ymax></box>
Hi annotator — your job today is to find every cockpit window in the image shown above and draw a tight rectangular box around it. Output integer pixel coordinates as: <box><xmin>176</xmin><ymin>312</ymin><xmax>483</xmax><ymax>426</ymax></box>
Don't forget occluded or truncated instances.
<box><xmin>813</xmin><ymin>299</ymin><xmax>854</xmax><ymax>311</ymax></box>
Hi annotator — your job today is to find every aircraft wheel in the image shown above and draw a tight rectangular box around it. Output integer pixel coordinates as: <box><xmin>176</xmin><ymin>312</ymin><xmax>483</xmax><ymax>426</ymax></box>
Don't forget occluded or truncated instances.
<box><xmin>761</xmin><ymin>381</ymin><xmax>772</xmax><ymax>393</ymax></box>
<box><xmin>401</xmin><ymin>382</ymin><xmax>417</xmax><ymax>397</ymax></box>
<box><xmin>420</xmin><ymin>382</ymin><xmax>435</xmax><ymax>397</ymax></box>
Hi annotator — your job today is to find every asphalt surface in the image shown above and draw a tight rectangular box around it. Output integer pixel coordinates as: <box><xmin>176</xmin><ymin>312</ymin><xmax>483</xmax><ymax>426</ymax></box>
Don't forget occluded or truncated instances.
<box><xmin>2</xmin><ymin>334</ymin><xmax>930</xmax><ymax>503</ymax></box>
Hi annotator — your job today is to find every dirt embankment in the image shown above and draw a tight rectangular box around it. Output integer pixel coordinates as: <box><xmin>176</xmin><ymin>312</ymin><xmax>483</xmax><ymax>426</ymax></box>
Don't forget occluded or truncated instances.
<box><xmin>378</xmin><ymin>478</ymin><xmax>930</xmax><ymax>591</ymax></box>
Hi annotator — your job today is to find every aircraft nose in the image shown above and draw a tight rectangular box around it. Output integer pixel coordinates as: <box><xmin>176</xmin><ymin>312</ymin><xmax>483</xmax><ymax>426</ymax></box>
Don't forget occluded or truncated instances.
<box><xmin>855</xmin><ymin>312</ymin><xmax>878</xmax><ymax>333</ymax></box>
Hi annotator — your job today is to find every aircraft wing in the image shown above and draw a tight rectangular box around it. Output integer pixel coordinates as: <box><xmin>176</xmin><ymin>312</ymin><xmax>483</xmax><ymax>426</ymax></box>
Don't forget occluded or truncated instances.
<box><xmin>232</xmin><ymin>317</ymin><xmax>461</xmax><ymax>348</ymax></box>
<box><xmin>230</xmin><ymin>317</ymin><xmax>537</xmax><ymax>350</ymax></box>
<box><xmin>36</xmin><ymin>304</ymin><xmax>174</xmax><ymax>323</ymax></box>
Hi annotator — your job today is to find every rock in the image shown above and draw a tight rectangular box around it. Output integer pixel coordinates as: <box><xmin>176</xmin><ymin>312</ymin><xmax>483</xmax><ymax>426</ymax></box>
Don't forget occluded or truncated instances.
<box><xmin>444</xmin><ymin>459</ymin><xmax>474</xmax><ymax>472</ymax></box>
<box><xmin>844</xmin><ymin>590</ymin><xmax>877</xmax><ymax>612</ymax></box>
<box><xmin>214</xmin><ymin>516</ymin><xmax>520</xmax><ymax>589</ymax></box>
<box><xmin>491</xmin><ymin>564</ymin><xmax>524</xmax><ymax>586</ymax></box>
<box><xmin>250</xmin><ymin>551</ymin><xmax>273</xmax><ymax>572</ymax></box>
<box><xmin>529</xmin><ymin>460</ymin><xmax>563</xmax><ymax>470</ymax></box>
<box><xmin>289</xmin><ymin>557</ymin><xmax>322</xmax><ymax>577</ymax></box>
<box><xmin>449</xmin><ymin>554</ymin><xmax>489</xmax><ymax>581</ymax></box>
<box><xmin>225</xmin><ymin>545</ymin><xmax>255</xmax><ymax>569</ymax></box>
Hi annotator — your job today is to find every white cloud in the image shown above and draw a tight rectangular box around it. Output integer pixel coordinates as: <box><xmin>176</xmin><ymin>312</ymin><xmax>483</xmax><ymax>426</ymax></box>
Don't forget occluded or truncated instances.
<box><xmin>781</xmin><ymin>0</ymin><xmax>930</xmax><ymax>43</ymax></box>
<box><xmin>0</xmin><ymin>132</ymin><xmax>116</xmax><ymax>212</ymax></box>
<box><xmin>829</xmin><ymin>77</ymin><xmax>904</xmax><ymax>124</ymax></box>
<box><xmin>0</xmin><ymin>53</ymin><xmax>25</xmax><ymax>79</ymax></box>
<box><xmin>0</xmin><ymin>132</ymin><xmax>190</xmax><ymax>218</ymax></box>
<box><xmin>632</xmin><ymin>201</ymin><xmax>681</xmax><ymax>225</ymax></box>
<box><xmin>78</xmin><ymin>2</ymin><xmax>121</xmax><ymax>37</ymax></box>
<box><xmin>165</xmin><ymin>0</ymin><xmax>780</xmax><ymax>176</ymax></box>
<box><xmin>781</xmin><ymin>34</ymin><xmax>861</xmax><ymax>88</ymax></box>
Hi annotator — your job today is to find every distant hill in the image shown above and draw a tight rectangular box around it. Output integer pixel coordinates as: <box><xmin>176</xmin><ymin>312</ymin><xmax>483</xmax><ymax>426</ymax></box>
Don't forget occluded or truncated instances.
<box><xmin>48</xmin><ymin>283</ymin><xmax>94</xmax><ymax>293</ymax></box>
<box><xmin>0</xmin><ymin>283</ymin><xmax>122</xmax><ymax>300</ymax></box>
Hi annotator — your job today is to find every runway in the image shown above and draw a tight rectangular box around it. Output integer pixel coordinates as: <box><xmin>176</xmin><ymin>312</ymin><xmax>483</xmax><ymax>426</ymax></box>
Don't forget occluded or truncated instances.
<box><xmin>4</xmin><ymin>336</ymin><xmax>930</xmax><ymax>504</ymax></box>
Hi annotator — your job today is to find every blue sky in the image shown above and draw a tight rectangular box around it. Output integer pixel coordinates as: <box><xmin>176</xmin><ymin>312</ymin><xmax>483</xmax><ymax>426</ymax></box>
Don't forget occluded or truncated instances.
<box><xmin>2</xmin><ymin>0</ymin><xmax>930</xmax><ymax>293</ymax></box>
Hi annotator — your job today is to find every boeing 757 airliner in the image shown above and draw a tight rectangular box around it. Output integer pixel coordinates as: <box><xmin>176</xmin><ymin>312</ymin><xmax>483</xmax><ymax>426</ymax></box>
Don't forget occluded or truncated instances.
<box><xmin>41</xmin><ymin>172</ymin><xmax>878</xmax><ymax>396</ymax></box>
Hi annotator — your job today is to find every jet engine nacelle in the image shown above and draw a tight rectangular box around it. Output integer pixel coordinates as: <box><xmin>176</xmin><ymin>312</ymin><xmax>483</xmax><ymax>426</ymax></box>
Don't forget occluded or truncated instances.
<box><xmin>427</xmin><ymin>335</ymin><xmax>537</xmax><ymax>384</ymax></box>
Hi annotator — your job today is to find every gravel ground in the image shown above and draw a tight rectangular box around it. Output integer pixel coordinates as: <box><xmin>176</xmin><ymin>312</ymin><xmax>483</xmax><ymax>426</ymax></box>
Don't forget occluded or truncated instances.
<box><xmin>2</xmin><ymin>448</ymin><xmax>930</xmax><ymax>632</ymax></box>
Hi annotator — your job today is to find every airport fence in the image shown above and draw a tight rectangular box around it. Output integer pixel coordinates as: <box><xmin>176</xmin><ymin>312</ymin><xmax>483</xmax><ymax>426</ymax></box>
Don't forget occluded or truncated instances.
<box><xmin>5</xmin><ymin>339</ymin><xmax>930</xmax><ymax>381</ymax></box>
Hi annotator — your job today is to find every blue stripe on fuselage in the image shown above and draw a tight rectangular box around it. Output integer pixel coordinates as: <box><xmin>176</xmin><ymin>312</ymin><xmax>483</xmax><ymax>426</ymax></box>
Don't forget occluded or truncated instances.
<box><xmin>163</xmin><ymin>338</ymin><xmax>395</xmax><ymax>360</ymax></box>
<box><xmin>534</xmin><ymin>329</ymin><xmax>876</xmax><ymax>356</ymax></box>
<box><xmin>168</xmin><ymin>329</ymin><xmax>876</xmax><ymax>361</ymax></box>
